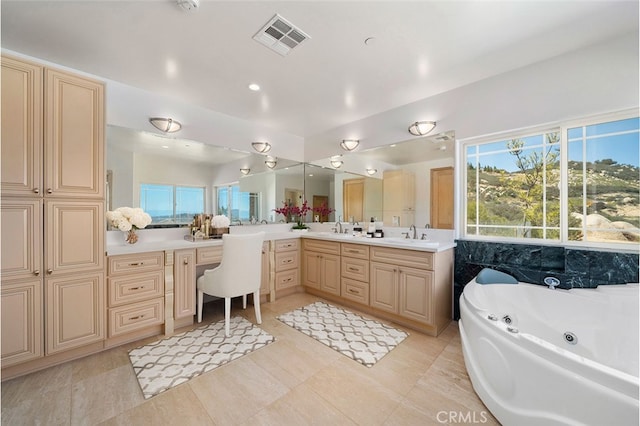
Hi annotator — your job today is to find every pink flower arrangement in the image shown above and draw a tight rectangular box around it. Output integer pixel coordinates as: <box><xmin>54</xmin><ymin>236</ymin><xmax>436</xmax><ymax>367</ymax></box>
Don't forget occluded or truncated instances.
<box><xmin>274</xmin><ymin>200</ymin><xmax>335</xmax><ymax>228</ymax></box>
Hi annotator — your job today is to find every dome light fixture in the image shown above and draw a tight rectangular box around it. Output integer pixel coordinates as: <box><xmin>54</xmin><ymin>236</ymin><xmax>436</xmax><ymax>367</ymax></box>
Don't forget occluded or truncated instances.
<box><xmin>366</xmin><ymin>168</ymin><xmax>377</xmax><ymax>175</ymax></box>
<box><xmin>149</xmin><ymin>117</ymin><xmax>182</xmax><ymax>133</ymax></box>
<box><xmin>408</xmin><ymin>121</ymin><xmax>436</xmax><ymax>136</ymax></box>
<box><xmin>330</xmin><ymin>159</ymin><xmax>343</xmax><ymax>168</ymax></box>
<box><xmin>251</xmin><ymin>141</ymin><xmax>271</xmax><ymax>153</ymax></box>
<box><xmin>240</xmin><ymin>168</ymin><xmax>251</xmax><ymax>175</ymax></box>
<box><xmin>264</xmin><ymin>157</ymin><xmax>277</xmax><ymax>169</ymax></box>
<box><xmin>340</xmin><ymin>139</ymin><xmax>360</xmax><ymax>151</ymax></box>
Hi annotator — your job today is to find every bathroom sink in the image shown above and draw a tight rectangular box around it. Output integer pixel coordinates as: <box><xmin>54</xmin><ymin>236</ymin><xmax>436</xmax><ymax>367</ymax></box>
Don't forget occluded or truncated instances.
<box><xmin>382</xmin><ymin>238</ymin><xmax>439</xmax><ymax>248</ymax></box>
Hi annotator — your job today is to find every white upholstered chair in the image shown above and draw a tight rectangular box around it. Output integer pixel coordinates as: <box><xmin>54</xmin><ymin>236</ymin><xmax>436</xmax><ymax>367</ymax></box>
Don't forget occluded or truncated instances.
<box><xmin>196</xmin><ymin>232</ymin><xmax>265</xmax><ymax>336</ymax></box>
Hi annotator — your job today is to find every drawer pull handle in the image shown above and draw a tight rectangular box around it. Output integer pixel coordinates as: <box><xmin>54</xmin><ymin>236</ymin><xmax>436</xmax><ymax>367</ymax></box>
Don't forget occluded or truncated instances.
<box><xmin>130</xmin><ymin>286</ymin><xmax>144</xmax><ymax>291</ymax></box>
<box><xmin>284</xmin><ymin>259</ymin><xmax>292</xmax><ymax>263</ymax></box>
<box><xmin>33</xmin><ymin>188</ymin><xmax>40</xmax><ymax>194</ymax></box>
<box><xmin>348</xmin><ymin>289</ymin><xmax>360</xmax><ymax>294</ymax></box>
<box><xmin>347</xmin><ymin>249</ymin><xmax>359</xmax><ymax>253</ymax></box>
<box><xmin>34</xmin><ymin>270</ymin><xmax>40</xmax><ymax>276</ymax></box>
<box><xmin>129</xmin><ymin>315</ymin><xmax>144</xmax><ymax>320</ymax></box>
<box><xmin>184</xmin><ymin>259</ymin><xmax>189</xmax><ymax>265</ymax></box>
<box><xmin>129</xmin><ymin>262</ymin><xmax>143</xmax><ymax>266</ymax></box>
<box><xmin>347</xmin><ymin>267</ymin><xmax>359</xmax><ymax>272</ymax></box>
<box><xmin>284</xmin><ymin>278</ymin><xmax>292</xmax><ymax>283</ymax></box>
<box><xmin>46</xmin><ymin>188</ymin><xmax>53</xmax><ymax>194</ymax></box>
<box><xmin>47</xmin><ymin>269</ymin><xmax>53</xmax><ymax>275</ymax></box>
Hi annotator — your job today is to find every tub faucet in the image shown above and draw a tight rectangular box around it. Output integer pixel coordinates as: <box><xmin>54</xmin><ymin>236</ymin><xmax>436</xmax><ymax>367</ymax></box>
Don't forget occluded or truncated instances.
<box><xmin>409</xmin><ymin>224</ymin><xmax>417</xmax><ymax>239</ymax></box>
<box><xmin>544</xmin><ymin>276</ymin><xmax>561</xmax><ymax>290</ymax></box>
<box><xmin>260</xmin><ymin>219</ymin><xmax>268</xmax><ymax>224</ymax></box>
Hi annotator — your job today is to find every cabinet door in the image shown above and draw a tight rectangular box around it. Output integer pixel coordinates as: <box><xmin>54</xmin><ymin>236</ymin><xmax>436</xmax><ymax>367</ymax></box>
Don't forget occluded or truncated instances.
<box><xmin>370</xmin><ymin>262</ymin><xmax>398</xmax><ymax>314</ymax></box>
<box><xmin>1</xmin><ymin>279</ymin><xmax>43</xmax><ymax>366</ymax></box>
<box><xmin>320</xmin><ymin>253</ymin><xmax>341</xmax><ymax>296</ymax></box>
<box><xmin>302</xmin><ymin>251</ymin><xmax>321</xmax><ymax>289</ymax></box>
<box><xmin>174</xmin><ymin>249</ymin><xmax>196</xmax><ymax>319</ymax></box>
<box><xmin>1</xmin><ymin>56</ymin><xmax>42</xmax><ymax>196</ymax></box>
<box><xmin>46</xmin><ymin>272</ymin><xmax>105</xmax><ymax>354</ymax></box>
<box><xmin>45</xmin><ymin>200</ymin><xmax>104</xmax><ymax>275</ymax></box>
<box><xmin>399</xmin><ymin>267</ymin><xmax>434</xmax><ymax>324</ymax></box>
<box><xmin>430</xmin><ymin>167</ymin><xmax>454</xmax><ymax>229</ymax></box>
<box><xmin>1</xmin><ymin>199</ymin><xmax>42</xmax><ymax>281</ymax></box>
<box><xmin>260</xmin><ymin>242</ymin><xmax>270</xmax><ymax>295</ymax></box>
<box><xmin>44</xmin><ymin>68</ymin><xmax>104</xmax><ymax>198</ymax></box>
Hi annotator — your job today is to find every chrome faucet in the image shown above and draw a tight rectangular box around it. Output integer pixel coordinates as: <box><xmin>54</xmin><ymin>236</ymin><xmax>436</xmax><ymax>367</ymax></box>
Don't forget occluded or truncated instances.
<box><xmin>421</xmin><ymin>224</ymin><xmax>430</xmax><ymax>240</ymax></box>
<box><xmin>260</xmin><ymin>219</ymin><xmax>268</xmax><ymax>224</ymax></box>
<box><xmin>544</xmin><ymin>276</ymin><xmax>561</xmax><ymax>290</ymax></box>
<box><xmin>409</xmin><ymin>224</ymin><xmax>417</xmax><ymax>239</ymax></box>
<box><xmin>334</xmin><ymin>221</ymin><xmax>343</xmax><ymax>234</ymax></box>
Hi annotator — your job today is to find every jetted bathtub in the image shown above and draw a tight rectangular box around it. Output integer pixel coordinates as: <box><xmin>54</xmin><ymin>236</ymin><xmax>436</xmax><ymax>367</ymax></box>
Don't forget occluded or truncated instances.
<box><xmin>459</xmin><ymin>277</ymin><xmax>639</xmax><ymax>426</ymax></box>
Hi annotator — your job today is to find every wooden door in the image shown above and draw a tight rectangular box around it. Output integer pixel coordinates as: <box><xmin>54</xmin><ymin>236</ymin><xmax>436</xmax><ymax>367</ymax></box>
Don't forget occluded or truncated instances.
<box><xmin>1</xmin><ymin>56</ymin><xmax>43</xmax><ymax>196</ymax></box>
<box><xmin>430</xmin><ymin>167</ymin><xmax>454</xmax><ymax>229</ymax></box>
<box><xmin>399</xmin><ymin>267</ymin><xmax>434</xmax><ymax>324</ymax></box>
<box><xmin>319</xmin><ymin>253</ymin><xmax>341</xmax><ymax>296</ymax></box>
<box><xmin>1</xmin><ymin>279</ymin><xmax>43</xmax><ymax>366</ymax></box>
<box><xmin>174</xmin><ymin>249</ymin><xmax>196</xmax><ymax>319</ymax></box>
<box><xmin>1</xmin><ymin>199</ymin><xmax>42</xmax><ymax>281</ymax></box>
<box><xmin>343</xmin><ymin>178</ymin><xmax>364</xmax><ymax>223</ymax></box>
<box><xmin>370</xmin><ymin>262</ymin><xmax>398</xmax><ymax>314</ymax></box>
<box><xmin>45</xmin><ymin>200</ymin><xmax>104</xmax><ymax>275</ymax></box>
<box><xmin>44</xmin><ymin>68</ymin><xmax>104</xmax><ymax>198</ymax></box>
<box><xmin>312</xmin><ymin>195</ymin><xmax>330</xmax><ymax>222</ymax></box>
<box><xmin>46</xmin><ymin>271</ymin><xmax>105</xmax><ymax>354</ymax></box>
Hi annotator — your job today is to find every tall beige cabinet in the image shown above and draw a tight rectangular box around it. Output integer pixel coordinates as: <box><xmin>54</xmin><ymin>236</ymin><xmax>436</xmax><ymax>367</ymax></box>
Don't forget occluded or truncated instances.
<box><xmin>1</xmin><ymin>55</ymin><xmax>105</xmax><ymax>373</ymax></box>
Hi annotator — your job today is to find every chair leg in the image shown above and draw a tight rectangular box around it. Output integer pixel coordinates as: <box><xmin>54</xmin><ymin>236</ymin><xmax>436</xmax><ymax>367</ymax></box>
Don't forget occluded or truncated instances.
<box><xmin>253</xmin><ymin>290</ymin><xmax>262</xmax><ymax>325</ymax></box>
<box><xmin>224</xmin><ymin>297</ymin><xmax>231</xmax><ymax>337</ymax></box>
<box><xmin>242</xmin><ymin>294</ymin><xmax>247</xmax><ymax>310</ymax></box>
<box><xmin>197</xmin><ymin>289</ymin><xmax>204</xmax><ymax>323</ymax></box>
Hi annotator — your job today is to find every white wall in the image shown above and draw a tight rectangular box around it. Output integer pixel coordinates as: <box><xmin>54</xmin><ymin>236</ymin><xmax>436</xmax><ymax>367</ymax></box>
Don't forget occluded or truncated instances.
<box><xmin>304</xmin><ymin>33</ymin><xmax>639</xmax><ymax>160</ymax></box>
<box><xmin>106</xmin><ymin>144</ymin><xmax>134</xmax><ymax>209</ymax></box>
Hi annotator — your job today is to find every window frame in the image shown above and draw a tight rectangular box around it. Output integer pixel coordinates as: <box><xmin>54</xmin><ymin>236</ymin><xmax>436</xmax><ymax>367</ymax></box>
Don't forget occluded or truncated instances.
<box><xmin>139</xmin><ymin>183</ymin><xmax>205</xmax><ymax>225</ymax></box>
<box><xmin>458</xmin><ymin>109</ymin><xmax>639</xmax><ymax>252</ymax></box>
<box><xmin>215</xmin><ymin>183</ymin><xmax>261</xmax><ymax>223</ymax></box>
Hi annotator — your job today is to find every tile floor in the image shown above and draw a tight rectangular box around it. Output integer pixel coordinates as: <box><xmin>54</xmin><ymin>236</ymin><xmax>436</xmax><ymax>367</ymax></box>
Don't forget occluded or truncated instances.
<box><xmin>1</xmin><ymin>292</ymin><xmax>499</xmax><ymax>425</ymax></box>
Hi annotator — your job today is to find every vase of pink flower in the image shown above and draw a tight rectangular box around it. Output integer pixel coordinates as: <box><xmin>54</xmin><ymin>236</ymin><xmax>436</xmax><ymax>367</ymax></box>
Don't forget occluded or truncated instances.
<box><xmin>274</xmin><ymin>200</ymin><xmax>312</xmax><ymax>230</ymax></box>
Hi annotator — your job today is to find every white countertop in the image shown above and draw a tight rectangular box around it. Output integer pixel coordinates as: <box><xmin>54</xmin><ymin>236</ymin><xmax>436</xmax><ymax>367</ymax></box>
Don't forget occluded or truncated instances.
<box><xmin>106</xmin><ymin>225</ymin><xmax>455</xmax><ymax>256</ymax></box>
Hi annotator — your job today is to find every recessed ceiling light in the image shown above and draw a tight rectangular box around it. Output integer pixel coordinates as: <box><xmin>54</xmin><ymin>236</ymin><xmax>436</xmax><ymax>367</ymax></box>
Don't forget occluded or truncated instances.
<box><xmin>162</xmin><ymin>145</ymin><xmax>169</xmax><ymax>149</ymax></box>
<box><xmin>249</xmin><ymin>83</ymin><xmax>260</xmax><ymax>91</ymax></box>
<box><xmin>364</xmin><ymin>37</ymin><xmax>376</xmax><ymax>46</ymax></box>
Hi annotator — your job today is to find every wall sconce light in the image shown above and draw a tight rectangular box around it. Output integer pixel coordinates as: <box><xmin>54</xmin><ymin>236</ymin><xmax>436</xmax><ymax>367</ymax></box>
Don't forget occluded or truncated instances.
<box><xmin>408</xmin><ymin>120</ymin><xmax>436</xmax><ymax>136</ymax></box>
<box><xmin>149</xmin><ymin>117</ymin><xmax>182</xmax><ymax>133</ymax></box>
<box><xmin>340</xmin><ymin>139</ymin><xmax>360</xmax><ymax>151</ymax></box>
<box><xmin>264</xmin><ymin>157</ymin><xmax>277</xmax><ymax>169</ymax></box>
<box><xmin>251</xmin><ymin>141</ymin><xmax>271</xmax><ymax>153</ymax></box>
<box><xmin>366</xmin><ymin>168</ymin><xmax>377</xmax><ymax>175</ymax></box>
<box><xmin>330</xmin><ymin>160</ymin><xmax>343</xmax><ymax>168</ymax></box>
<box><xmin>240</xmin><ymin>168</ymin><xmax>251</xmax><ymax>175</ymax></box>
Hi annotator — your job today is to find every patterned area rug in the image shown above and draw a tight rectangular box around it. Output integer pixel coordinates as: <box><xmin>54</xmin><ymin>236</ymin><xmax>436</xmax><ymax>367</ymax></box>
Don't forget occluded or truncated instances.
<box><xmin>277</xmin><ymin>301</ymin><xmax>408</xmax><ymax>367</ymax></box>
<box><xmin>129</xmin><ymin>316</ymin><xmax>274</xmax><ymax>399</ymax></box>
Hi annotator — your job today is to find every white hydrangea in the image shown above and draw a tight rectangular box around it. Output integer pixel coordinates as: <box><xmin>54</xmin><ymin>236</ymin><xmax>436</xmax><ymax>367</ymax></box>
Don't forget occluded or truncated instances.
<box><xmin>106</xmin><ymin>207</ymin><xmax>152</xmax><ymax>232</ymax></box>
<box><xmin>212</xmin><ymin>214</ymin><xmax>230</xmax><ymax>228</ymax></box>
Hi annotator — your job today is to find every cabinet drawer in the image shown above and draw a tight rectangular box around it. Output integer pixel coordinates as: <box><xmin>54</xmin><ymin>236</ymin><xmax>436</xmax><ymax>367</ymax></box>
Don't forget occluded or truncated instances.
<box><xmin>341</xmin><ymin>257</ymin><xmax>369</xmax><ymax>282</ymax></box>
<box><xmin>108</xmin><ymin>252</ymin><xmax>164</xmax><ymax>276</ymax></box>
<box><xmin>370</xmin><ymin>246</ymin><xmax>433</xmax><ymax>270</ymax></box>
<box><xmin>196</xmin><ymin>246</ymin><xmax>223</xmax><ymax>265</ymax></box>
<box><xmin>302</xmin><ymin>239</ymin><xmax>340</xmax><ymax>255</ymax></box>
<box><xmin>108</xmin><ymin>270</ymin><xmax>164</xmax><ymax>307</ymax></box>
<box><xmin>108</xmin><ymin>297</ymin><xmax>164</xmax><ymax>337</ymax></box>
<box><xmin>275</xmin><ymin>251</ymin><xmax>299</xmax><ymax>272</ymax></box>
<box><xmin>274</xmin><ymin>239</ymin><xmax>299</xmax><ymax>252</ymax></box>
<box><xmin>275</xmin><ymin>269</ymin><xmax>299</xmax><ymax>290</ymax></box>
<box><xmin>341</xmin><ymin>243</ymin><xmax>369</xmax><ymax>260</ymax></box>
<box><xmin>341</xmin><ymin>278</ymin><xmax>369</xmax><ymax>305</ymax></box>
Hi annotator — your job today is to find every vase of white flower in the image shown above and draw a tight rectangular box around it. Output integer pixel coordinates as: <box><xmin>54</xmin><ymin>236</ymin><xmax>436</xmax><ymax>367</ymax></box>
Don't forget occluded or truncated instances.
<box><xmin>106</xmin><ymin>207</ymin><xmax>152</xmax><ymax>244</ymax></box>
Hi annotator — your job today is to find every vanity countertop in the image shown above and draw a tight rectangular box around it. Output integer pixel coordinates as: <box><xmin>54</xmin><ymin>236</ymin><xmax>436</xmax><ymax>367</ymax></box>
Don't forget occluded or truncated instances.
<box><xmin>106</xmin><ymin>228</ymin><xmax>454</xmax><ymax>256</ymax></box>
<box><xmin>302</xmin><ymin>232</ymin><xmax>455</xmax><ymax>252</ymax></box>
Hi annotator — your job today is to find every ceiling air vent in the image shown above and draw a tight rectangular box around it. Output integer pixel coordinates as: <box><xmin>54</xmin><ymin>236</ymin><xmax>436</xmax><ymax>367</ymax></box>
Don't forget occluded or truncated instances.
<box><xmin>253</xmin><ymin>14</ymin><xmax>310</xmax><ymax>56</ymax></box>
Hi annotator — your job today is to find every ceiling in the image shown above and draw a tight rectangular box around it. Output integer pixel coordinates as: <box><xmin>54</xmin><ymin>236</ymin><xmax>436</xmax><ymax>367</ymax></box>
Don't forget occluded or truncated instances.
<box><xmin>2</xmin><ymin>1</ymin><xmax>638</xmax><ymax>154</ymax></box>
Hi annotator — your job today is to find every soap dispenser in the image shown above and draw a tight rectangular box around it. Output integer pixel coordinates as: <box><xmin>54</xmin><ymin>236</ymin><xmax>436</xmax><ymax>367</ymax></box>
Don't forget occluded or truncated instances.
<box><xmin>368</xmin><ymin>217</ymin><xmax>376</xmax><ymax>236</ymax></box>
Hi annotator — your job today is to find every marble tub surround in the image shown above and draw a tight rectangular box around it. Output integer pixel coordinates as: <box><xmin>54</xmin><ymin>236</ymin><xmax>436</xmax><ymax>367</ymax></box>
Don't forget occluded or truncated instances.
<box><xmin>453</xmin><ymin>239</ymin><xmax>640</xmax><ymax>318</ymax></box>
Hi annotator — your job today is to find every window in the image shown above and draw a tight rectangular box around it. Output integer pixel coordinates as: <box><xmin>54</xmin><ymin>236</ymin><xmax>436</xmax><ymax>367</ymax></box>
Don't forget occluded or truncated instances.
<box><xmin>216</xmin><ymin>184</ymin><xmax>260</xmax><ymax>222</ymax></box>
<box><xmin>140</xmin><ymin>184</ymin><xmax>204</xmax><ymax>224</ymax></box>
<box><xmin>463</xmin><ymin>112</ymin><xmax>639</xmax><ymax>247</ymax></box>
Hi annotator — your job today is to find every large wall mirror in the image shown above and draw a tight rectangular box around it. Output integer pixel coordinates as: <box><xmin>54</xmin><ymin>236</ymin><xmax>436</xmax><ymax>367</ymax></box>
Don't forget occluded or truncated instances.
<box><xmin>306</xmin><ymin>130</ymin><xmax>455</xmax><ymax>228</ymax></box>
<box><xmin>106</xmin><ymin>125</ymin><xmax>303</xmax><ymax>226</ymax></box>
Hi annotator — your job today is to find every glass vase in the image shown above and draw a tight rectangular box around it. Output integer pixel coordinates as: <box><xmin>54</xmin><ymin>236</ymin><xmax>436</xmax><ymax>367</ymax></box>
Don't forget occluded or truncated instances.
<box><xmin>125</xmin><ymin>229</ymin><xmax>138</xmax><ymax>244</ymax></box>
